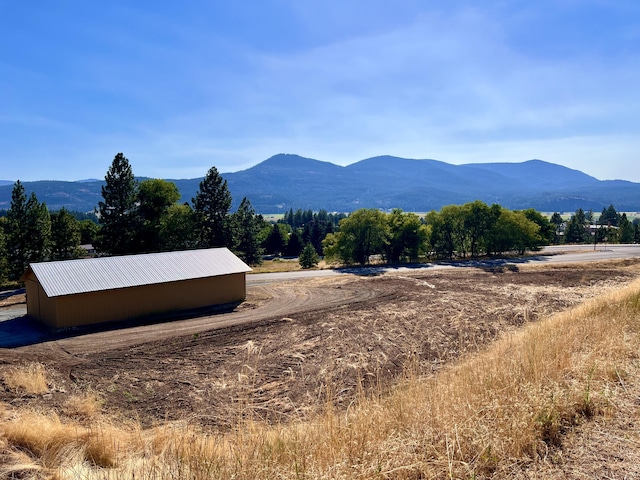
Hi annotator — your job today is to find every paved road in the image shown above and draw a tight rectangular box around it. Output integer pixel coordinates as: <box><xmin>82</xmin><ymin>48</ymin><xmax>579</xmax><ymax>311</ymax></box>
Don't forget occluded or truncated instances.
<box><xmin>540</xmin><ymin>244</ymin><xmax>640</xmax><ymax>263</ymax></box>
<box><xmin>248</xmin><ymin>244</ymin><xmax>640</xmax><ymax>284</ymax></box>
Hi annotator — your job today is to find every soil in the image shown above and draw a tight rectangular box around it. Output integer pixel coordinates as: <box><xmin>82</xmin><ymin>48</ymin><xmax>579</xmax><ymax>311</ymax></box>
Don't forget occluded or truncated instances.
<box><xmin>1</xmin><ymin>261</ymin><xmax>639</xmax><ymax>431</ymax></box>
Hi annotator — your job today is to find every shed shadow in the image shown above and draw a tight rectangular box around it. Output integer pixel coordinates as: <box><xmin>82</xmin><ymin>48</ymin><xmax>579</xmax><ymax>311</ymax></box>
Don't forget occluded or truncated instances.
<box><xmin>0</xmin><ymin>315</ymin><xmax>52</xmax><ymax>348</ymax></box>
<box><xmin>0</xmin><ymin>301</ymin><xmax>243</xmax><ymax>349</ymax></box>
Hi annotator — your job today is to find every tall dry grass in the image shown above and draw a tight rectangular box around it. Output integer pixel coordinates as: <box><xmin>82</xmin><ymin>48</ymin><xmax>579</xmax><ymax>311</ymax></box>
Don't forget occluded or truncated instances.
<box><xmin>2</xmin><ymin>278</ymin><xmax>640</xmax><ymax>479</ymax></box>
<box><xmin>2</xmin><ymin>362</ymin><xmax>49</xmax><ymax>395</ymax></box>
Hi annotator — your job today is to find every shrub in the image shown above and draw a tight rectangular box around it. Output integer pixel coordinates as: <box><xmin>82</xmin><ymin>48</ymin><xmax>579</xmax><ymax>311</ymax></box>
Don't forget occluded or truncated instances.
<box><xmin>299</xmin><ymin>243</ymin><xmax>319</xmax><ymax>269</ymax></box>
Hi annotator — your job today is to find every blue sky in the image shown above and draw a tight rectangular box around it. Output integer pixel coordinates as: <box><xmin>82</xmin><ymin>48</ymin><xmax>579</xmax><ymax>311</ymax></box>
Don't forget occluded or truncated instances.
<box><xmin>2</xmin><ymin>1</ymin><xmax>639</xmax><ymax>182</ymax></box>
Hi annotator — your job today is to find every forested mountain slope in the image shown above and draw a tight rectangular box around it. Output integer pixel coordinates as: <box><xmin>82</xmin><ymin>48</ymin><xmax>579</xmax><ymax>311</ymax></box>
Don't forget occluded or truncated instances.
<box><xmin>1</xmin><ymin>154</ymin><xmax>638</xmax><ymax>213</ymax></box>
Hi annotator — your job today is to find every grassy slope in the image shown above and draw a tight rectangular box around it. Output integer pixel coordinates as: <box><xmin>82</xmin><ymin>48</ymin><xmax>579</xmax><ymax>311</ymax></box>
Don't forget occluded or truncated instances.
<box><xmin>2</xmin><ymin>276</ymin><xmax>640</xmax><ymax>478</ymax></box>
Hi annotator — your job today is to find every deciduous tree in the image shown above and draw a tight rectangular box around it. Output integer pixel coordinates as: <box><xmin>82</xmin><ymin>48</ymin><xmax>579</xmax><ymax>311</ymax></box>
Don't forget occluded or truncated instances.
<box><xmin>137</xmin><ymin>179</ymin><xmax>181</xmax><ymax>252</ymax></box>
<box><xmin>386</xmin><ymin>209</ymin><xmax>427</xmax><ymax>263</ymax></box>
<box><xmin>323</xmin><ymin>208</ymin><xmax>388</xmax><ymax>265</ymax></box>
<box><xmin>462</xmin><ymin>201</ymin><xmax>500</xmax><ymax>258</ymax></box>
<box><xmin>426</xmin><ymin>205</ymin><xmax>465</xmax><ymax>259</ymax></box>
<box><xmin>159</xmin><ymin>204</ymin><xmax>198</xmax><ymax>251</ymax></box>
<box><xmin>487</xmin><ymin>209</ymin><xmax>540</xmax><ymax>255</ymax></box>
<box><xmin>521</xmin><ymin>208</ymin><xmax>554</xmax><ymax>248</ymax></box>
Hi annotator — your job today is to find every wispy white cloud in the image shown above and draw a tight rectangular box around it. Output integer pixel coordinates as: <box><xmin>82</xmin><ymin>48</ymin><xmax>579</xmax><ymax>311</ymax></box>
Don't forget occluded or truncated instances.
<box><xmin>1</xmin><ymin>1</ymin><xmax>639</xmax><ymax>182</ymax></box>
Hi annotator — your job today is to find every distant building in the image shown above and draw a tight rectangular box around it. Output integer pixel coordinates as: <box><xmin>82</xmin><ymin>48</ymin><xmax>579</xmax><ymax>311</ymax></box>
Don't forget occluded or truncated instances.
<box><xmin>80</xmin><ymin>244</ymin><xmax>96</xmax><ymax>256</ymax></box>
<box><xmin>587</xmin><ymin>224</ymin><xmax>619</xmax><ymax>236</ymax></box>
<box><xmin>20</xmin><ymin>248</ymin><xmax>251</xmax><ymax>330</ymax></box>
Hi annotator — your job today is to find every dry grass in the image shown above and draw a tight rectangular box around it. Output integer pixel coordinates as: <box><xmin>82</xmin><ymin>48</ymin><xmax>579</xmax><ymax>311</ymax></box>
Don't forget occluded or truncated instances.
<box><xmin>63</xmin><ymin>392</ymin><xmax>104</xmax><ymax>419</ymax></box>
<box><xmin>2</xmin><ymin>278</ymin><xmax>640</xmax><ymax>478</ymax></box>
<box><xmin>249</xmin><ymin>258</ymin><xmax>331</xmax><ymax>273</ymax></box>
<box><xmin>2</xmin><ymin>363</ymin><xmax>49</xmax><ymax>395</ymax></box>
<box><xmin>0</xmin><ymin>410</ymin><xmax>127</xmax><ymax>476</ymax></box>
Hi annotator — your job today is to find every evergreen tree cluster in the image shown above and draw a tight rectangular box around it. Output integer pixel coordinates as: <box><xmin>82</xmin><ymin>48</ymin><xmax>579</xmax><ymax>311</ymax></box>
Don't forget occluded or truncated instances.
<box><xmin>265</xmin><ymin>209</ymin><xmax>346</xmax><ymax>257</ymax></box>
<box><xmin>559</xmin><ymin>205</ymin><xmax>639</xmax><ymax>245</ymax></box>
<box><xmin>96</xmin><ymin>153</ymin><xmax>265</xmax><ymax>265</ymax></box>
<box><xmin>0</xmin><ymin>181</ymin><xmax>90</xmax><ymax>283</ymax></box>
<box><xmin>0</xmin><ymin>153</ymin><xmax>267</xmax><ymax>284</ymax></box>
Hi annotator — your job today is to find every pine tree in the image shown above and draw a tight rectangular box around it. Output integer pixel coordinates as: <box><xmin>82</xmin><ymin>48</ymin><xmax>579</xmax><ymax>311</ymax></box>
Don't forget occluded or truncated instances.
<box><xmin>600</xmin><ymin>204</ymin><xmax>620</xmax><ymax>226</ymax></box>
<box><xmin>0</xmin><ymin>219</ymin><xmax>8</xmax><ymax>284</ymax></box>
<box><xmin>565</xmin><ymin>208</ymin><xmax>588</xmax><ymax>244</ymax></box>
<box><xmin>51</xmin><ymin>207</ymin><xmax>81</xmax><ymax>259</ymax></box>
<box><xmin>96</xmin><ymin>153</ymin><xmax>139</xmax><ymax>254</ymax></box>
<box><xmin>285</xmin><ymin>229</ymin><xmax>304</xmax><ymax>256</ymax></box>
<box><xmin>618</xmin><ymin>213</ymin><xmax>634</xmax><ymax>243</ymax></box>
<box><xmin>192</xmin><ymin>166</ymin><xmax>232</xmax><ymax>248</ymax></box>
<box><xmin>231</xmin><ymin>197</ymin><xmax>262</xmax><ymax>265</ymax></box>
<box><xmin>25</xmin><ymin>193</ymin><xmax>51</xmax><ymax>263</ymax></box>
<box><xmin>299</xmin><ymin>243</ymin><xmax>319</xmax><ymax>269</ymax></box>
<box><xmin>6</xmin><ymin>181</ymin><xmax>28</xmax><ymax>279</ymax></box>
<box><xmin>264</xmin><ymin>223</ymin><xmax>287</xmax><ymax>256</ymax></box>
<box><xmin>550</xmin><ymin>212</ymin><xmax>564</xmax><ymax>244</ymax></box>
<box><xmin>6</xmin><ymin>182</ymin><xmax>51</xmax><ymax>278</ymax></box>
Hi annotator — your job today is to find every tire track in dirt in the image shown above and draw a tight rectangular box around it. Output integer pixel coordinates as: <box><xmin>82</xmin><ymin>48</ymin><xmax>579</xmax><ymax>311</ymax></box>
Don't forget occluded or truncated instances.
<box><xmin>37</xmin><ymin>276</ymin><xmax>376</xmax><ymax>357</ymax></box>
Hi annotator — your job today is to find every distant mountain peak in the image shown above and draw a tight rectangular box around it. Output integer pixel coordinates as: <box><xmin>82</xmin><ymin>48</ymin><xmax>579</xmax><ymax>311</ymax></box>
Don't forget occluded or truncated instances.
<box><xmin>248</xmin><ymin>153</ymin><xmax>344</xmax><ymax>175</ymax></box>
<box><xmin>2</xmin><ymin>154</ymin><xmax>639</xmax><ymax>213</ymax></box>
<box><xmin>260</xmin><ymin>153</ymin><xmax>334</xmax><ymax>166</ymax></box>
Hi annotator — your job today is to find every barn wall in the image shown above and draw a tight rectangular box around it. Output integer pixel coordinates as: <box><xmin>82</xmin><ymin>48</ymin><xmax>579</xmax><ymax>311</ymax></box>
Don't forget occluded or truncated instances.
<box><xmin>52</xmin><ymin>273</ymin><xmax>246</xmax><ymax>329</ymax></box>
<box><xmin>23</xmin><ymin>272</ymin><xmax>58</xmax><ymax>328</ymax></box>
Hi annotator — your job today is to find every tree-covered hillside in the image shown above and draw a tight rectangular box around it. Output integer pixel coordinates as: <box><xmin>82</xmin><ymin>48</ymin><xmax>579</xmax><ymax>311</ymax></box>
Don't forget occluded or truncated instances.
<box><xmin>2</xmin><ymin>154</ymin><xmax>640</xmax><ymax>214</ymax></box>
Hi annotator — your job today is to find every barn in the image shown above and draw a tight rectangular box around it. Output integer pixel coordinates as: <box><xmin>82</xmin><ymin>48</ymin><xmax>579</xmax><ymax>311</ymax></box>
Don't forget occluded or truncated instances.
<box><xmin>20</xmin><ymin>248</ymin><xmax>252</xmax><ymax>330</ymax></box>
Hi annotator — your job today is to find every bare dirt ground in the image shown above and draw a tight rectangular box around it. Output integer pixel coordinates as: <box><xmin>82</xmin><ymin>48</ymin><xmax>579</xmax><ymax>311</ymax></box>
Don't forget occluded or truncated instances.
<box><xmin>2</xmin><ymin>260</ymin><xmax>639</xmax><ymax>437</ymax></box>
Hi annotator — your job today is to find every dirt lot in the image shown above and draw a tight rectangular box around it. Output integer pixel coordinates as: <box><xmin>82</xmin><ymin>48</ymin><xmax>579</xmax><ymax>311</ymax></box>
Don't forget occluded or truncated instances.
<box><xmin>1</xmin><ymin>260</ymin><xmax>639</xmax><ymax>430</ymax></box>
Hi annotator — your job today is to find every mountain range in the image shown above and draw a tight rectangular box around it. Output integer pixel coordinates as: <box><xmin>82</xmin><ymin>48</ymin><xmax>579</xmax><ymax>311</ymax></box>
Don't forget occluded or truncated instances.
<box><xmin>1</xmin><ymin>154</ymin><xmax>639</xmax><ymax>214</ymax></box>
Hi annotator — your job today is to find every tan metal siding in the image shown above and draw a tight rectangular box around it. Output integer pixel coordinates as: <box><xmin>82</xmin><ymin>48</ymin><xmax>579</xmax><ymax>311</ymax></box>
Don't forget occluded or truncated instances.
<box><xmin>24</xmin><ymin>274</ymin><xmax>59</xmax><ymax>329</ymax></box>
<box><xmin>52</xmin><ymin>273</ymin><xmax>246</xmax><ymax>329</ymax></box>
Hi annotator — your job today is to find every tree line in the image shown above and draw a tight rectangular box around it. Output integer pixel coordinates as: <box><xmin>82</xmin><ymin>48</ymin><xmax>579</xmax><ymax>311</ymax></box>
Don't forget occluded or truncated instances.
<box><xmin>0</xmin><ymin>182</ymin><xmax>100</xmax><ymax>281</ymax></box>
<box><xmin>321</xmin><ymin>203</ymin><xmax>555</xmax><ymax>266</ymax></box>
<box><xmin>321</xmin><ymin>204</ymin><xmax>640</xmax><ymax>266</ymax></box>
<box><xmin>93</xmin><ymin>153</ymin><xmax>268</xmax><ymax>265</ymax></box>
<box><xmin>2</xmin><ymin>153</ymin><xmax>640</xmax><ymax>284</ymax></box>
<box><xmin>0</xmin><ymin>153</ymin><xmax>266</xmax><ymax>283</ymax></box>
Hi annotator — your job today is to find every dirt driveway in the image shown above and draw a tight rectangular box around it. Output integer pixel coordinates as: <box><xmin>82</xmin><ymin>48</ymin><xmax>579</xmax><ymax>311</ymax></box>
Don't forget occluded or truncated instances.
<box><xmin>1</xmin><ymin>260</ymin><xmax>639</xmax><ymax>429</ymax></box>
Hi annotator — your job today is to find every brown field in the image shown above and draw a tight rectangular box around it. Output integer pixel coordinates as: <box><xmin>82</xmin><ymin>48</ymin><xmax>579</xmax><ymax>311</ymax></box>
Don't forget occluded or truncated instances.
<box><xmin>1</xmin><ymin>259</ymin><xmax>640</xmax><ymax>478</ymax></box>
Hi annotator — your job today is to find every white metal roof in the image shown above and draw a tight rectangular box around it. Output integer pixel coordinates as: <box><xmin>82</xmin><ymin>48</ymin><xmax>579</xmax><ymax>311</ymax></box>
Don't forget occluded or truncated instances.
<box><xmin>25</xmin><ymin>248</ymin><xmax>252</xmax><ymax>298</ymax></box>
